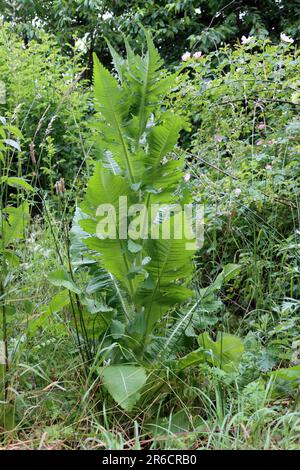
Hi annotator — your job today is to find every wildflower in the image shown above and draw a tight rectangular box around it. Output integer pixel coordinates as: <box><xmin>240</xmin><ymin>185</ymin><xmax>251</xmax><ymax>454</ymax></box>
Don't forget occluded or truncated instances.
<box><xmin>214</xmin><ymin>134</ymin><xmax>224</xmax><ymax>143</ymax></box>
<box><xmin>103</xmin><ymin>11</ymin><xmax>113</xmax><ymax>20</ymax></box>
<box><xmin>256</xmin><ymin>140</ymin><xmax>264</xmax><ymax>146</ymax></box>
<box><xmin>267</xmin><ymin>139</ymin><xmax>276</xmax><ymax>145</ymax></box>
<box><xmin>280</xmin><ymin>33</ymin><xmax>294</xmax><ymax>44</ymax></box>
<box><xmin>193</xmin><ymin>51</ymin><xmax>202</xmax><ymax>59</ymax></box>
<box><xmin>29</xmin><ymin>141</ymin><xmax>36</xmax><ymax>164</ymax></box>
<box><xmin>235</xmin><ymin>188</ymin><xmax>241</xmax><ymax>196</ymax></box>
<box><xmin>257</xmin><ymin>123</ymin><xmax>266</xmax><ymax>130</ymax></box>
<box><xmin>181</xmin><ymin>51</ymin><xmax>191</xmax><ymax>62</ymax></box>
<box><xmin>241</xmin><ymin>35</ymin><xmax>254</xmax><ymax>45</ymax></box>
<box><xmin>265</xmin><ymin>164</ymin><xmax>272</xmax><ymax>171</ymax></box>
<box><xmin>55</xmin><ymin>177</ymin><xmax>65</xmax><ymax>195</ymax></box>
<box><xmin>184</xmin><ymin>173</ymin><xmax>191</xmax><ymax>182</ymax></box>
<box><xmin>45</xmin><ymin>114</ymin><xmax>57</xmax><ymax>136</ymax></box>
<box><xmin>75</xmin><ymin>38</ymin><xmax>88</xmax><ymax>53</ymax></box>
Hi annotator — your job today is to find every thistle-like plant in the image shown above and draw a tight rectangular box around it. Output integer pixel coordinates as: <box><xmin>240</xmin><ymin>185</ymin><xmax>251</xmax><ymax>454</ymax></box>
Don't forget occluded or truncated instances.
<box><xmin>72</xmin><ymin>32</ymin><xmax>197</xmax><ymax>410</ymax></box>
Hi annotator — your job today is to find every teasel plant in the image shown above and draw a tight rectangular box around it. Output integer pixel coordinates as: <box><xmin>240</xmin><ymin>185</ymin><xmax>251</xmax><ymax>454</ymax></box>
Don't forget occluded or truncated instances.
<box><xmin>49</xmin><ymin>31</ymin><xmax>198</xmax><ymax>411</ymax></box>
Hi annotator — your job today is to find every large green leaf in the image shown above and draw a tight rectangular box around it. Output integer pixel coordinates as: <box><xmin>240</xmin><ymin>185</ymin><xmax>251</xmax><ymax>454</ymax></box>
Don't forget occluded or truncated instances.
<box><xmin>270</xmin><ymin>365</ymin><xmax>300</xmax><ymax>384</ymax></box>
<box><xmin>101</xmin><ymin>365</ymin><xmax>147</xmax><ymax>411</ymax></box>
<box><xmin>1</xmin><ymin>202</ymin><xmax>29</xmax><ymax>247</ymax></box>
<box><xmin>198</xmin><ymin>332</ymin><xmax>244</xmax><ymax>372</ymax></box>
<box><xmin>79</xmin><ymin>163</ymin><xmax>137</xmax><ymax>295</ymax></box>
<box><xmin>210</xmin><ymin>263</ymin><xmax>241</xmax><ymax>291</ymax></box>
<box><xmin>269</xmin><ymin>365</ymin><xmax>300</xmax><ymax>398</ymax></box>
<box><xmin>28</xmin><ymin>290</ymin><xmax>70</xmax><ymax>335</ymax></box>
<box><xmin>135</xmin><ymin>214</ymin><xmax>195</xmax><ymax>335</ymax></box>
<box><xmin>147</xmin><ymin>114</ymin><xmax>183</xmax><ymax>170</ymax></box>
<box><xmin>93</xmin><ymin>53</ymin><xmax>135</xmax><ymax>183</ymax></box>
<box><xmin>81</xmin><ymin>162</ymin><xmax>130</xmax><ymax>215</ymax></box>
<box><xmin>177</xmin><ymin>332</ymin><xmax>244</xmax><ymax>372</ymax></box>
<box><xmin>48</xmin><ymin>268</ymin><xmax>81</xmax><ymax>294</ymax></box>
<box><xmin>124</xmin><ymin>31</ymin><xmax>174</xmax><ymax>140</ymax></box>
<box><xmin>176</xmin><ymin>348</ymin><xmax>206</xmax><ymax>371</ymax></box>
<box><xmin>0</xmin><ymin>176</ymin><xmax>34</xmax><ymax>192</ymax></box>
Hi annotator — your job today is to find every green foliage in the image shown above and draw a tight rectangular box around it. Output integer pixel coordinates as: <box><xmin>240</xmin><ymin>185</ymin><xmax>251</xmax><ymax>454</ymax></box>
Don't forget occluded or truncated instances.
<box><xmin>1</xmin><ymin>19</ymin><xmax>300</xmax><ymax>449</ymax></box>
<box><xmin>67</xmin><ymin>32</ymin><xmax>197</xmax><ymax>408</ymax></box>
<box><xmin>173</xmin><ymin>38</ymin><xmax>300</xmax><ymax>313</ymax></box>
<box><xmin>198</xmin><ymin>332</ymin><xmax>244</xmax><ymax>372</ymax></box>
<box><xmin>48</xmin><ymin>269</ymin><xmax>81</xmax><ymax>294</ymax></box>
<box><xmin>168</xmin><ymin>37</ymin><xmax>300</xmax><ymax>419</ymax></box>
<box><xmin>0</xmin><ymin>118</ymin><xmax>31</xmax><ymax>429</ymax></box>
<box><xmin>0</xmin><ymin>203</ymin><xmax>29</xmax><ymax>249</ymax></box>
<box><xmin>77</xmin><ymin>33</ymin><xmax>194</xmax><ymax>344</ymax></box>
<box><xmin>0</xmin><ymin>23</ymin><xmax>91</xmax><ymax>189</ymax></box>
<box><xmin>1</xmin><ymin>1</ymin><xmax>299</xmax><ymax>68</ymax></box>
<box><xmin>100</xmin><ymin>365</ymin><xmax>147</xmax><ymax>411</ymax></box>
<box><xmin>177</xmin><ymin>331</ymin><xmax>244</xmax><ymax>373</ymax></box>
<box><xmin>270</xmin><ymin>365</ymin><xmax>300</xmax><ymax>397</ymax></box>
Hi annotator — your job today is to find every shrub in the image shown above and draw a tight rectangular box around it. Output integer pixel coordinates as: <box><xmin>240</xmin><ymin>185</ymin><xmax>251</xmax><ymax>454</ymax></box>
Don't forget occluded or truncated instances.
<box><xmin>172</xmin><ymin>38</ymin><xmax>300</xmax><ymax>312</ymax></box>
<box><xmin>0</xmin><ymin>23</ymin><xmax>91</xmax><ymax>191</ymax></box>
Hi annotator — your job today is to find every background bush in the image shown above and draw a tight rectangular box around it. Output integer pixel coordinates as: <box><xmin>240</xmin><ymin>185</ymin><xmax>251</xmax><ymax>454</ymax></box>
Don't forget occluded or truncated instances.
<box><xmin>0</xmin><ymin>23</ymin><xmax>91</xmax><ymax>192</ymax></box>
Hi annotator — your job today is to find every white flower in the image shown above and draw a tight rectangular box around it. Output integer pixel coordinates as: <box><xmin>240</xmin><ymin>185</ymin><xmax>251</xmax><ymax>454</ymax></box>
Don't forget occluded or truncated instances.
<box><xmin>102</xmin><ymin>11</ymin><xmax>113</xmax><ymax>21</ymax></box>
<box><xmin>235</xmin><ymin>188</ymin><xmax>241</xmax><ymax>196</ymax></box>
<box><xmin>265</xmin><ymin>164</ymin><xmax>272</xmax><ymax>171</ymax></box>
<box><xmin>280</xmin><ymin>33</ymin><xmax>294</xmax><ymax>44</ymax></box>
<box><xmin>241</xmin><ymin>35</ymin><xmax>254</xmax><ymax>45</ymax></box>
<box><xmin>75</xmin><ymin>38</ymin><xmax>87</xmax><ymax>53</ymax></box>
<box><xmin>193</xmin><ymin>51</ymin><xmax>202</xmax><ymax>59</ymax></box>
<box><xmin>181</xmin><ymin>51</ymin><xmax>191</xmax><ymax>62</ymax></box>
<box><xmin>74</xmin><ymin>33</ymin><xmax>89</xmax><ymax>53</ymax></box>
<box><xmin>184</xmin><ymin>173</ymin><xmax>191</xmax><ymax>182</ymax></box>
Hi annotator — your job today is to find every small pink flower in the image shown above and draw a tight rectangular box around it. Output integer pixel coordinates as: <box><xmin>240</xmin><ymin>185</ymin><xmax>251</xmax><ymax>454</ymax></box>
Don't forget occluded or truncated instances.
<box><xmin>257</xmin><ymin>123</ymin><xmax>266</xmax><ymax>130</ymax></box>
<box><xmin>193</xmin><ymin>51</ymin><xmax>202</xmax><ymax>59</ymax></box>
<box><xmin>184</xmin><ymin>173</ymin><xmax>191</xmax><ymax>182</ymax></box>
<box><xmin>214</xmin><ymin>134</ymin><xmax>224</xmax><ymax>142</ymax></box>
<box><xmin>182</xmin><ymin>52</ymin><xmax>191</xmax><ymax>62</ymax></box>
<box><xmin>256</xmin><ymin>140</ymin><xmax>264</xmax><ymax>146</ymax></box>
<box><xmin>235</xmin><ymin>188</ymin><xmax>241</xmax><ymax>196</ymax></box>
<box><xmin>265</xmin><ymin>164</ymin><xmax>272</xmax><ymax>171</ymax></box>
<box><xmin>267</xmin><ymin>139</ymin><xmax>276</xmax><ymax>145</ymax></box>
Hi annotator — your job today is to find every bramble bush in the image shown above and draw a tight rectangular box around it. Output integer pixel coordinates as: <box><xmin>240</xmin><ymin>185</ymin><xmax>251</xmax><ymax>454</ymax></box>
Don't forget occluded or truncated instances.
<box><xmin>173</xmin><ymin>38</ymin><xmax>300</xmax><ymax>308</ymax></box>
<box><xmin>171</xmin><ymin>37</ymin><xmax>300</xmax><ymax>374</ymax></box>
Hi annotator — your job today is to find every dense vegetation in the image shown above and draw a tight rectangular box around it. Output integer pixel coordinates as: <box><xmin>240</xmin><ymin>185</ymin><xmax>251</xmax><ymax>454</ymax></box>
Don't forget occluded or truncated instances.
<box><xmin>1</xmin><ymin>0</ymin><xmax>299</xmax><ymax>68</ymax></box>
<box><xmin>0</xmin><ymin>2</ymin><xmax>300</xmax><ymax>450</ymax></box>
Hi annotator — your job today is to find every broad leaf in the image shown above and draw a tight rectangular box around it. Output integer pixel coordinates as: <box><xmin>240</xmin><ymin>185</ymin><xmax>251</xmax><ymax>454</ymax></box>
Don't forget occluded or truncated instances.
<box><xmin>0</xmin><ymin>176</ymin><xmax>34</xmax><ymax>192</ymax></box>
<box><xmin>1</xmin><ymin>203</ymin><xmax>29</xmax><ymax>247</ymax></box>
<box><xmin>48</xmin><ymin>269</ymin><xmax>81</xmax><ymax>294</ymax></box>
<box><xmin>198</xmin><ymin>332</ymin><xmax>244</xmax><ymax>372</ymax></box>
<box><xmin>101</xmin><ymin>365</ymin><xmax>147</xmax><ymax>411</ymax></box>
